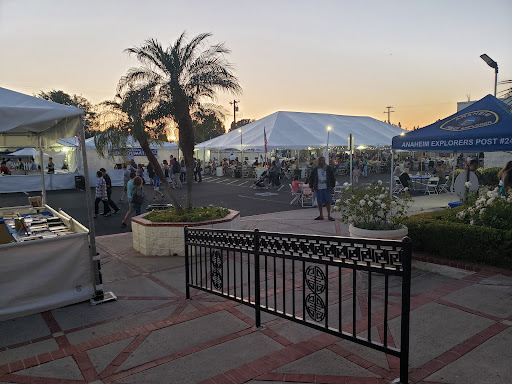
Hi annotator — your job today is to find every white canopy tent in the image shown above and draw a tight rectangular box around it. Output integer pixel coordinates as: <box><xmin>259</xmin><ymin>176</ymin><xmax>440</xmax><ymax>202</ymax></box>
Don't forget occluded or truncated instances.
<box><xmin>0</xmin><ymin>87</ymin><xmax>112</xmax><ymax>319</ymax></box>
<box><xmin>7</xmin><ymin>147</ymin><xmax>50</xmax><ymax>158</ymax></box>
<box><xmin>198</xmin><ymin>111</ymin><xmax>405</xmax><ymax>150</ymax></box>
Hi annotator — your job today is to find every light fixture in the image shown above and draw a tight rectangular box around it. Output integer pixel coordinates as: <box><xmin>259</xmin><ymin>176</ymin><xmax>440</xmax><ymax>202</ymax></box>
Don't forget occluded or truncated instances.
<box><xmin>480</xmin><ymin>54</ymin><xmax>498</xmax><ymax>97</ymax></box>
<box><xmin>238</xmin><ymin>129</ymin><xmax>242</xmax><ymax>133</ymax></box>
<box><xmin>327</xmin><ymin>126</ymin><xmax>332</xmax><ymax>131</ymax></box>
<box><xmin>400</xmin><ymin>132</ymin><xmax>405</xmax><ymax>136</ymax></box>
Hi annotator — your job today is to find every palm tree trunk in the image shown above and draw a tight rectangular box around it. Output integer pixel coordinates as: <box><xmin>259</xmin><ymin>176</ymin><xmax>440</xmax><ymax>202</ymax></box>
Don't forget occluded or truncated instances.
<box><xmin>138</xmin><ymin>138</ymin><xmax>182</xmax><ymax>212</ymax></box>
<box><xmin>176</xmin><ymin>101</ymin><xmax>196</xmax><ymax>210</ymax></box>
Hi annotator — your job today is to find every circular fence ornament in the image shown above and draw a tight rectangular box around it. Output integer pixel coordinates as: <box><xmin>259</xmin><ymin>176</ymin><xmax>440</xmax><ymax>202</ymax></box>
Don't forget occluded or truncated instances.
<box><xmin>305</xmin><ymin>266</ymin><xmax>326</xmax><ymax>294</ymax></box>
<box><xmin>305</xmin><ymin>293</ymin><xmax>326</xmax><ymax>322</ymax></box>
<box><xmin>210</xmin><ymin>250</ymin><xmax>223</xmax><ymax>291</ymax></box>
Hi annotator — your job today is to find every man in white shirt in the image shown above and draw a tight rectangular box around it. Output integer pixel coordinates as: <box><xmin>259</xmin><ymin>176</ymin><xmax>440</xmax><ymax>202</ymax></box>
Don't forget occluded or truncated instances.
<box><xmin>229</xmin><ymin>153</ymin><xmax>236</xmax><ymax>163</ymax></box>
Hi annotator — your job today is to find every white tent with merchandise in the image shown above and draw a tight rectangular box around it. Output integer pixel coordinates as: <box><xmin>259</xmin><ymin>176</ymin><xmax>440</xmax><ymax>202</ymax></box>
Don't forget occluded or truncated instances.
<box><xmin>0</xmin><ymin>87</ymin><xmax>114</xmax><ymax>320</ymax></box>
<box><xmin>198</xmin><ymin>111</ymin><xmax>405</xmax><ymax>150</ymax></box>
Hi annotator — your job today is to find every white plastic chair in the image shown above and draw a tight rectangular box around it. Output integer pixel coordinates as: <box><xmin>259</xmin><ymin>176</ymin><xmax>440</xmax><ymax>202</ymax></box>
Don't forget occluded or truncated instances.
<box><xmin>426</xmin><ymin>177</ymin><xmax>439</xmax><ymax>195</ymax></box>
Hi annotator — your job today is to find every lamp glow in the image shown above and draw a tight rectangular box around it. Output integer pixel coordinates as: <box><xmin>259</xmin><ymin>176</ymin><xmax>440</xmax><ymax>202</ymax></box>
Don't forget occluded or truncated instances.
<box><xmin>327</xmin><ymin>126</ymin><xmax>332</xmax><ymax>131</ymax></box>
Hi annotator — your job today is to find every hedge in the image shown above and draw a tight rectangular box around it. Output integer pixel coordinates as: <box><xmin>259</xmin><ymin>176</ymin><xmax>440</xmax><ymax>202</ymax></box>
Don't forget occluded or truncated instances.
<box><xmin>404</xmin><ymin>209</ymin><xmax>512</xmax><ymax>270</ymax></box>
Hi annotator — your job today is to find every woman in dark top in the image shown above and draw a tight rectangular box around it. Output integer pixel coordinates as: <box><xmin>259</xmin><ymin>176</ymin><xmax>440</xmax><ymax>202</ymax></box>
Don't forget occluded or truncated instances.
<box><xmin>399</xmin><ymin>168</ymin><xmax>411</xmax><ymax>189</ymax></box>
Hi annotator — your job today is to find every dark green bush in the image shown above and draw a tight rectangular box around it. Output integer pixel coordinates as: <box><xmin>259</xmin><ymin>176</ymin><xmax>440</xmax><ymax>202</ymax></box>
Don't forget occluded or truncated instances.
<box><xmin>145</xmin><ymin>206</ymin><xmax>230</xmax><ymax>223</ymax></box>
<box><xmin>477</xmin><ymin>167</ymin><xmax>501</xmax><ymax>187</ymax></box>
<box><xmin>404</xmin><ymin>210</ymin><xmax>512</xmax><ymax>269</ymax></box>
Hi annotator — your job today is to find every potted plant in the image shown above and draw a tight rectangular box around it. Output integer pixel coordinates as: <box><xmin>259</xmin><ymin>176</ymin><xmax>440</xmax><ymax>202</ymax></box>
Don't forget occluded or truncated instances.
<box><xmin>334</xmin><ymin>180</ymin><xmax>411</xmax><ymax>240</ymax></box>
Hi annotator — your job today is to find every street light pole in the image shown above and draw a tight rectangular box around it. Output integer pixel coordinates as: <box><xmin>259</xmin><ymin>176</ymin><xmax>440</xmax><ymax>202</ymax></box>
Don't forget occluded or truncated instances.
<box><xmin>326</xmin><ymin>126</ymin><xmax>332</xmax><ymax>161</ymax></box>
<box><xmin>238</xmin><ymin>128</ymin><xmax>243</xmax><ymax>165</ymax></box>
<box><xmin>480</xmin><ymin>54</ymin><xmax>498</xmax><ymax>97</ymax></box>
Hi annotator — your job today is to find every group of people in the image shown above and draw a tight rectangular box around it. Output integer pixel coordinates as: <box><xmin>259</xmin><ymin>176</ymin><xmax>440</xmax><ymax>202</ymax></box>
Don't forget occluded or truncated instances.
<box><xmin>0</xmin><ymin>156</ymin><xmax>67</xmax><ymax>175</ymax></box>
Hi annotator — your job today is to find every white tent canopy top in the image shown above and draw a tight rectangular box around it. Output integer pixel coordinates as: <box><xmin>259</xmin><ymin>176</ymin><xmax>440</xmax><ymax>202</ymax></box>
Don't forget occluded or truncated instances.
<box><xmin>57</xmin><ymin>136</ymin><xmax>179</xmax><ymax>150</ymax></box>
<box><xmin>0</xmin><ymin>87</ymin><xmax>83</xmax><ymax>147</ymax></box>
<box><xmin>197</xmin><ymin>111</ymin><xmax>405</xmax><ymax>150</ymax></box>
<box><xmin>7</xmin><ymin>147</ymin><xmax>49</xmax><ymax>158</ymax></box>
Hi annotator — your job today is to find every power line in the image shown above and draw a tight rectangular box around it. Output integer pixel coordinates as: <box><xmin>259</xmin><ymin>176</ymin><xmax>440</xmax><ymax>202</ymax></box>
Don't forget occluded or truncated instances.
<box><xmin>383</xmin><ymin>106</ymin><xmax>394</xmax><ymax>124</ymax></box>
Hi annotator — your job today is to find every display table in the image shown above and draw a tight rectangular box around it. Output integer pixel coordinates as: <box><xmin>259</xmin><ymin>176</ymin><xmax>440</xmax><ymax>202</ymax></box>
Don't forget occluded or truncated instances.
<box><xmin>0</xmin><ymin>205</ymin><xmax>94</xmax><ymax>321</ymax></box>
<box><xmin>0</xmin><ymin>172</ymin><xmax>77</xmax><ymax>193</ymax></box>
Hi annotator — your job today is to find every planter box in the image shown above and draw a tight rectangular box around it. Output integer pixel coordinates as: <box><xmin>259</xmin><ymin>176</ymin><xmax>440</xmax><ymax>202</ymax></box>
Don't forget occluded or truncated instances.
<box><xmin>349</xmin><ymin>224</ymin><xmax>408</xmax><ymax>240</ymax></box>
<box><xmin>131</xmin><ymin>209</ymin><xmax>240</xmax><ymax>256</ymax></box>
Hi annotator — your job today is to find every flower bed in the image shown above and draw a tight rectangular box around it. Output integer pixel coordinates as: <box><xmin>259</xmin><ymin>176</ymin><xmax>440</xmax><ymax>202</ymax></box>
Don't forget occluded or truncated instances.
<box><xmin>131</xmin><ymin>209</ymin><xmax>240</xmax><ymax>256</ymax></box>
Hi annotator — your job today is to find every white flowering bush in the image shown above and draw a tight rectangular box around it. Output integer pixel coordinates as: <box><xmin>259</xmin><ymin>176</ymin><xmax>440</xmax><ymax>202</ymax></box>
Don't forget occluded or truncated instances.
<box><xmin>456</xmin><ymin>187</ymin><xmax>512</xmax><ymax>230</ymax></box>
<box><xmin>334</xmin><ymin>181</ymin><xmax>411</xmax><ymax>230</ymax></box>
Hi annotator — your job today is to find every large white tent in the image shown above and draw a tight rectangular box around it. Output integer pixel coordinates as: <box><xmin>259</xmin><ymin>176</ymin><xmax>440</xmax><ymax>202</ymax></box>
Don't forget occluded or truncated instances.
<box><xmin>197</xmin><ymin>111</ymin><xmax>405</xmax><ymax>150</ymax></box>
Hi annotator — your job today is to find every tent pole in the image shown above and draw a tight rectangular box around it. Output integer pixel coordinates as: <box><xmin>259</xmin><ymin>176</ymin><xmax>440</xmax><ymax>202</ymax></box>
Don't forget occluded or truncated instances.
<box><xmin>39</xmin><ymin>137</ymin><xmax>47</xmax><ymax>205</ymax></box>
<box><xmin>390</xmin><ymin>149</ymin><xmax>394</xmax><ymax>197</ymax></box>
<box><xmin>451</xmin><ymin>152</ymin><xmax>457</xmax><ymax>193</ymax></box>
<box><xmin>79</xmin><ymin>120</ymin><xmax>115</xmax><ymax>304</ymax></box>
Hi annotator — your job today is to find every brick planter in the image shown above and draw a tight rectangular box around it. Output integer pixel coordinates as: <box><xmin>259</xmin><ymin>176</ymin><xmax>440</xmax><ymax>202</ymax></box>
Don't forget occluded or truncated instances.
<box><xmin>131</xmin><ymin>209</ymin><xmax>240</xmax><ymax>256</ymax></box>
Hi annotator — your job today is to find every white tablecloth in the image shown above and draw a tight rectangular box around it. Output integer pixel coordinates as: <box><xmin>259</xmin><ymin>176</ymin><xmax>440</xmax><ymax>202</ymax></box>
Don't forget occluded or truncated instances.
<box><xmin>0</xmin><ymin>173</ymin><xmax>77</xmax><ymax>193</ymax></box>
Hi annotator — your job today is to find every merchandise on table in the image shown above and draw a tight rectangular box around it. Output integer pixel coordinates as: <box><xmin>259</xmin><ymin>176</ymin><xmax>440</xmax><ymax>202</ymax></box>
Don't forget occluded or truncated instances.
<box><xmin>0</xmin><ymin>211</ymin><xmax>77</xmax><ymax>243</ymax></box>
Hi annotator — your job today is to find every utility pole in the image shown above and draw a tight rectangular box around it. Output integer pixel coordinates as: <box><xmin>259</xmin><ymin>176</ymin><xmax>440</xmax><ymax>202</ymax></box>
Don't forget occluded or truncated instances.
<box><xmin>383</xmin><ymin>106</ymin><xmax>394</xmax><ymax>124</ymax></box>
<box><xmin>230</xmin><ymin>100</ymin><xmax>240</xmax><ymax>126</ymax></box>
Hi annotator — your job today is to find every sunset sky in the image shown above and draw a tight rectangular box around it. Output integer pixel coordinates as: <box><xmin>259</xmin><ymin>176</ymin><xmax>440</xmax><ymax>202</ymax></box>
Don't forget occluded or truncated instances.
<box><xmin>1</xmin><ymin>0</ymin><xmax>511</xmax><ymax>131</ymax></box>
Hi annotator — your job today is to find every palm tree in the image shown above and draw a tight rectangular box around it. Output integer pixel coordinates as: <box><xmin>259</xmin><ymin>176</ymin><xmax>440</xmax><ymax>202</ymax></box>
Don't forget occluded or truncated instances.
<box><xmin>121</xmin><ymin>32</ymin><xmax>241</xmax><ymax>209</ymax></box>
<box><xmin>93</xmin><ymin>81</ymin><xmax>182</xmax><ymax>209</ymax></box>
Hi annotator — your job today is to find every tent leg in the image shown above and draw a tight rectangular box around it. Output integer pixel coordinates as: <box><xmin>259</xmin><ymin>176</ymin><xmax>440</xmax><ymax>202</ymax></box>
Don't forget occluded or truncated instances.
<box><xmin>79</xmin><ymin>122</ymin><xmax>116</xmax><ymax>305</ymax></box>
<box><xmin>390</xmin><ymin>150</ymin><xmax>394</xmax><ymax>197</ymax></box>
<box><xmin>39</xmin><ymin>138</ymin><xmax>47</xmax><ymax>205</ymax></box>
<box><xmin>451</xmin><ymin>153</ymin><xmax>457</xmax><ymax>193</ymax></box>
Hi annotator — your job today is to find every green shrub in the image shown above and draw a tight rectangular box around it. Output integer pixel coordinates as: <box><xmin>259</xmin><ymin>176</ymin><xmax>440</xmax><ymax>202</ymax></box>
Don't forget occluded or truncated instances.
<box><xmin>477</xmin><ymin>167</ymin><xmax>501</xmax><ymax>187</ymax></box>
<box><xmin>145</xmin><ymin>206</ymin><xmax>230</xmax><ymax>223</ymax></box>
<box><xmin>404</xmin><ymin>209</ymin><xmax>512</xmax><ymax>269</ymax></box>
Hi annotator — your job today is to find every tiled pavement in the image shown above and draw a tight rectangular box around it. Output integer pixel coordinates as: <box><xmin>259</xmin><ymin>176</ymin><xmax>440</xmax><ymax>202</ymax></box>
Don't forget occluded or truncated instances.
<box><xmin>1</xmin><ymin>213</ymin><xmax>512</xmax><ymax>384</ymax></box>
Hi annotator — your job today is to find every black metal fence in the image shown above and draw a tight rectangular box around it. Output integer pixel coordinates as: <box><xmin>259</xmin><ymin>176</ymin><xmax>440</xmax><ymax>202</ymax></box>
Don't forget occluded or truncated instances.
<box><xmin>184</xmin><ymin>228</ymin><xmax>412</xmax><ymax>384</ymax></box>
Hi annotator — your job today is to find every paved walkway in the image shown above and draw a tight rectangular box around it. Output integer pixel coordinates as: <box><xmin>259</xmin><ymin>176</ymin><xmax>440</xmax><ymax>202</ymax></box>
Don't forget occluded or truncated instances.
<box><xmin>1</xmin><ymin>208</ymin><xmax>511</xmax><ymax>384</ymax></box>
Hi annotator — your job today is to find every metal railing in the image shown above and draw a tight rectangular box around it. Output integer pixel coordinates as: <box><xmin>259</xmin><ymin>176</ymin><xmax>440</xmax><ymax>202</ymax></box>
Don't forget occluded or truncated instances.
<box><xmin>184</xmin><ymin>228</ymin><xmax>412</xmax><ymax>384</ymax></box>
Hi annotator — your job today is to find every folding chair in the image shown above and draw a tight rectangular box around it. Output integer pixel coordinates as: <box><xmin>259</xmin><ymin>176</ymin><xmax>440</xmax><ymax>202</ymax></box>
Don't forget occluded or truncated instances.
<box><xmin>300</xmin><ymin>186</ymin><xmax>314</xmax><ymax>207</ymax></box>
<box><xmin>393</xmin><ymin>176</ymin><xmax>404</xmax><ymax>194</ymax></box>
<box><xmin>426</xmin><ymin>177</ymin><xmax>439</xmax><ymax>195</ymax></box>
<box><xmin>438</xmin><ymin>178</ymin><xmax>450</xmax><ymax>193</ymax></box>
<box><xmin>289</xmin><ymin>184</ymin><xmax>302</xmax><ymax>205</ymax></box>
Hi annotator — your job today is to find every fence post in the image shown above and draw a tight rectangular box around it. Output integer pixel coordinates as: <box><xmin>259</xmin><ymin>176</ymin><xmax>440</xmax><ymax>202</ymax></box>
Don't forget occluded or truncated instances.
<box><xmin>253</xmin><ymin>229</ymin><xmax>261</xmax><ymax>328</ymax></box>
<box><xmin>400</xmin><ymin>236</ymin><xmax>412</xmax><ymax>383</ymax></box>
<box><xmin>184</xmin><ymin>226</ymin><xmax>190</xmax><ymax>300</ymax></box>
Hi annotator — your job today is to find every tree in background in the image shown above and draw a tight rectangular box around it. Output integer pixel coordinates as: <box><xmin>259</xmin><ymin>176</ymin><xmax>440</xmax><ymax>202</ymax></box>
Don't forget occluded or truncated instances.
<box><xmin>92</xmin><ymin>82</ymin><xmax>182</xmax><ymax>209</ymax></box>
<box><xmin>120</xmin><ymin>32</ymin><xmax>241</xmax><ymax>209</ymax></box>
<box><xmin>193</xmin><ymin>110</ymin><xmax>226</xmax><ymax>143</ymax></box>
<box><xmin>230</xmin><ymin>118</ymin><xmax>253</xmax><ymax>132</ymax></box>
<box><xmin>37</xmin><ymin>90</ymin><xmax>96</xmax><ymax>137</ymax></box>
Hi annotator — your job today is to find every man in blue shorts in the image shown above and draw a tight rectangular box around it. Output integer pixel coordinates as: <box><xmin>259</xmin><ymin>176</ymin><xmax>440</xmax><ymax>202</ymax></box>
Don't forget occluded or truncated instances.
<box><xmin>310</xmin><ymin>156</ymin><xmax>336</xmax><ymax>221</ymax></box>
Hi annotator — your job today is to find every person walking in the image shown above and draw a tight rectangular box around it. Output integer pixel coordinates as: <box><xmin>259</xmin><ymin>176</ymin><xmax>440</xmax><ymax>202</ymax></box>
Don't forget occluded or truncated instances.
<box><xmin>147</xmin><ymin>161</ymin><xmax>154</xmax><ymax>186</ymax></box>
<box><xmin>194</xmin><ymin>159</ymin><xmax>202</xmax><ymax>183</ymax></box>
<box><xmin>100</xmin><ymin>168</ymin><xmax>120</xmax><ymax>214</ymax></box>
<box><xmin>137</xmin><ymin>164</ymin><xmax>145</xmax><ymax>184</ymax></box>
<box><xmin>121</xmin><ymin>174</ymin><xmax>144</xmax><ymax>227</ymax></box>
<box><xmin>153</xmin><ymin>170</ymin><xmax>164</xmax><ymax>199</ymax></box>
<box><xmin>498</xmin><ymin>161</ymin><xmax>512</xmax><ymax>197</ymax></box>
<box><xmin>120</xmin><ymin>163</ymin><xmax>130</xmax><ymax>202</ymax></box>
<box><xmin>309</xmin><ymin>156</ymin><xmax>336</xmax><ymax>221</ymax></box>
<box><xmin>94</xmin><ymin>170</ymin><xmax>111</xmax><ymax>218</ymax></box>
<box><xmin>180</xmin><ymin>159</ymin><xmax>186</xmax><ymax>182</ymax></box>
<box><xmin>269</xmin><ymin>161</ymin><xmax>278</xmax><ymax>187</ymax></box>
<box><xmin>171</xmin><ymin>157</ymin><xmax>182</xmax><ymax>189</ymax></box>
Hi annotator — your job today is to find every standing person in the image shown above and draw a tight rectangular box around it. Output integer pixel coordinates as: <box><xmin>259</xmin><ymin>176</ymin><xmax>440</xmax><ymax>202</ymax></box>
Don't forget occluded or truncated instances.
<box><xmin>47</xmin><ymin>157</ymin><xmax>55</xmax><ymax>174</ymax></box>
<box><xmin>121</xmin><ymin>173</ymin><xmax>143</xmax><ymax>227</ymax></box>
<box><xmin>171</xmin><ymin>157</ymin><xmax>182</xmax><ymax>189</ymax></box>
<box><xmin>152</xmin><ymin>171</ymin><xmax>164</xmax><ymax>199</ymax></box>
<box><xmin>275</xmin><ymin>157</ymin><xmax>282</xmax><ymax>183</ymax></box>
<box><xmin>269</xmin><ymin>161</ymin><xmax>278</xmax><ymax>187</ymax></box>
<box><xmin>30</xmin><ymin>157</ymin><xmax>38</xmax><ymax>170</ymax></box>
<box><xmin>130</xmin><ymin>158</ymin><xmax>137</xmax><ymax>172</ymax></box>
<box><xmin>180</xmin><ymin>159</ymin><xmax>186</xmax><ymax>182</ymax></box>
<box><xmin>137</xmin><ymin>164</ymin><xmax>145</xmax><ymax>184</ymax></box>
<box><xmin>120</xmin><ymin>164</ymin><xmax>130</xmax><ymax>202</ymax></box>
<box><xmin>309</xmin><ymin>156</ymin><xmax>336</xmax><ymax>221</ymax></box>
<box><xmin>162</xmin><ymin>160</ymin><xmax>170</xmax><ymax>179</ymax></box>
<box><xmin>146</xmin><ymin>161</ymin><xmax>154</xmax><ymax>186</ymax></box>
<box><xmin>100</xmin><ymin>168</ymin><xmax>120</xmax><ymax>214</ymax></box>
<box><xmin>94</xmin><ymin>170</ymin><xmax>111</xmax><ymax>218</ymax></box>
<box><xmin>498</xmin><ymin>161</ymin><xmax>512</xmax><ymax>197</ymax></box>
<box><xmin>363</xmin><ymin>157</ymin><xmax>368</xmax><ymax>178</ymax></box>
<box><xmin>194</xmin><ymin>159</ymin><xmax>202</xmax><ymax>183</ymax></box>
<box><xmin>229</xmin><ymin>153</ymin><xmax>236</xmax><ymax>163</ymax></box>
<box><xmin>18</xmin><ymin>158</ymin><xmax>25</xmax><ymax>170</ymax></box>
